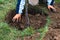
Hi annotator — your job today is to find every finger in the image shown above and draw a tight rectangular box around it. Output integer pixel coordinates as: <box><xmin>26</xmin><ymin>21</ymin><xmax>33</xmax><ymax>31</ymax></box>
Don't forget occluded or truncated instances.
<box><xmin>16</xmin><ymin>17</ymin><xmax>19</xmax><ymax>22</ymax></box>
<box><xmin>48</xmin><ymin>7</ymin><xmax>50</xmax><ymax>9</ymax></box>
<box><xmin>48</xmin><ymin>7</ymin><xmax>51</xmax><ymax>10</ymax></box>
<box><xmin>52</xmin><ymin>8</ymin><xmax>56</xmax><ymax>12</ymax></box>
<box><xmin>18</xmin><ymin>17</ymin><xmax>21</xmax><ymax>22</ymax></box>
<box><xmin>12</xmin><ymin>17</ymin><xmax>17</xmax><ymax>22</ymax></box>
<box><xmin>50</xmin><ymin>6</ymin><xmax>55</xmax><ymax>10</ymax></box>
<box><xmin>50</xmin><ymin>6</ymin><xmax>56</xmax><ymax>12</ymax></box>
<box><xmin>12</xmin><ymin>18</ymin><xmax>16</xmax><ymax>22</ymax></box>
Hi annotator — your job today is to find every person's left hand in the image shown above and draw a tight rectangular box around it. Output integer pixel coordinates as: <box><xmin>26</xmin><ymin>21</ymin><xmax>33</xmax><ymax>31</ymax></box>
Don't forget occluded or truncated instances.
<box><xmin>48</xmin><ymin>5</ymin><xmax>56</xmax><ymax>12</ymax></box>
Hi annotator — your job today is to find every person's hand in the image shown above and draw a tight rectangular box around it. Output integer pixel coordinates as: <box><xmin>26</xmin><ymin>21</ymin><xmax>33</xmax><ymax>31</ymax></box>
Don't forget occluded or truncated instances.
<box><xmin>48</xmin><ymin>5</ymin><xmax>56</xmax><ymax>12</ymax></box>
<box><xmin>12</xmin><ymin>14</ymin><xmax>21</xmax><ymax>22</ymax></box>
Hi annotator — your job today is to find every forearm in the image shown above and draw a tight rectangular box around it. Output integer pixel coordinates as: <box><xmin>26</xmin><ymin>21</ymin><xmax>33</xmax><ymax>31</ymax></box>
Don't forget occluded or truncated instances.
<box><xmin>16</xmin><ymin>0</ymin><xmax>25</xmax><ymax>14</ymax></box>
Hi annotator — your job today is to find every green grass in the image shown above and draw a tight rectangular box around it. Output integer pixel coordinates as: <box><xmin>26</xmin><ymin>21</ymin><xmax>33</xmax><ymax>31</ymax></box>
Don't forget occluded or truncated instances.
<box><xmin>55</xmin><ymin>0</ymin><xmax>60</xmax><ymax>3</ymax></box>
<box><xmin>0</xmin><ymin>0</ymin><xmax>60</xmax><ymax>40</ymax></box>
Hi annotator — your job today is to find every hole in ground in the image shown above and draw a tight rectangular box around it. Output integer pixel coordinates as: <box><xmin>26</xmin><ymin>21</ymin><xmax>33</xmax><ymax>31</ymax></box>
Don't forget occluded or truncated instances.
<box><xmin>5</xmin><ymin>9</ymin><xmax>48</xmax><ymax>30</ymax></box>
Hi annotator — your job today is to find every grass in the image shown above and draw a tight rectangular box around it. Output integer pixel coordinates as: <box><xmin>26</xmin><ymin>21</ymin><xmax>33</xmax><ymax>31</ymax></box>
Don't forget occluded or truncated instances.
<box><xmin>55</xmin><ymin>0</ymin><xmax>60</xmax><ymax>3</ymax></box>
<box><xmin>0</xmin><ymin>0</ymin><xmax>60</xmax><ymax>40</ymax></box>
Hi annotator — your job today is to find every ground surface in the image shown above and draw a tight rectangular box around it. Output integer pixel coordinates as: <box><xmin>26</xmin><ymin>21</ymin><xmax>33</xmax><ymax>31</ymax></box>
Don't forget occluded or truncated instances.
<box><xmin>5</xmin><ymin>5</ymin><xmax>48</xmax><ymax>40</ymax></box>
<box><xmin>5</xmin><ymin>9</ymin><xmax>47</xmax><ymax>30</ymax></box>
<box><xmin>0</xmin><ymin>0</ymin><xmax>60</xmax><ymax>40</ymax></box>
<box><xmin>43</xmin><ymin>4</ymin><xmax>60</xmax><ymax>40</ymax></box>
<box><xmin>0</xmin><ymin>0</ymin><xmax>48</xmax><ymax>40</ymax></box>
<box><xmin>5</xmin><ymin>3</ymin><xmax>60</xmax><ymax>40</ymax></box>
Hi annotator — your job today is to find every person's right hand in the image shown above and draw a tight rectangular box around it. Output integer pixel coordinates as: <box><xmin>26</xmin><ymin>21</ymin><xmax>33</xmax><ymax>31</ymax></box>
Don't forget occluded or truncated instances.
<box><xmin>12</xmin><ymin>14</ymin><xmax>21</xmax><ymax>22</ymax></box>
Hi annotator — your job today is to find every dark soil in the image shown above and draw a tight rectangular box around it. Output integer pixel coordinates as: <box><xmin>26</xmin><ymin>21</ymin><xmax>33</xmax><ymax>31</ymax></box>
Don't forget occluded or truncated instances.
<box><xmin>5</xmin><ymin>3</ymin><xmax>60</xmax><ymax>40</ymax></box>
<box><xmin>5</xmin><ymin>7</ymin><xmax>47</xmax><ymax>30</ymax></box>
<box><xmin>43</xmin><ymin>3</ymin><xmax>60</xmax><ymax>40</ymax></box>
<box><xmin>43</xmin><ymin>29</ymin><xmax>60</xmax><ymax>40</ymax></box>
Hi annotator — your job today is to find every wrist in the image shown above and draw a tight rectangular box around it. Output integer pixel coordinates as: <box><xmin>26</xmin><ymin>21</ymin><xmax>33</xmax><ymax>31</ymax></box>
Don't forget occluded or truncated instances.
<box><xmin>47</xmin><ymin>5</ymin><xmax>52</xmax><ymax>7</ymax></box>
<box><xmin>16</xmin><ymin>13</ymin><xmax>21</xmax><ymax>16</ymax></box>
<box><xmin>48</xmin><ymin>5</ymin><xmax>51</xmax><ymax>6</ymax></box>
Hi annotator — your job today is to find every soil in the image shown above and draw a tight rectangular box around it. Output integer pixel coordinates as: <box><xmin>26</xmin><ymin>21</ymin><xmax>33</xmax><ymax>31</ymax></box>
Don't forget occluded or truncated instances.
<box><xmin>5</xmin><ymin>6</ymin><xmax>47</xmax><ymax>30</ymax></box>
<box><xmin>16</xmin><ymin>32</ymin><xmax>40</xmax><ymax>40</ymax></box>
<box><xmin>43</xmin><ymin>3</ymin><xmax>60</xmax><ymax>40</ymax></box>
<box><xmin>5</xmin><ymin>3</ymin><xmax>60</xmax><ymax>40</ymax></box>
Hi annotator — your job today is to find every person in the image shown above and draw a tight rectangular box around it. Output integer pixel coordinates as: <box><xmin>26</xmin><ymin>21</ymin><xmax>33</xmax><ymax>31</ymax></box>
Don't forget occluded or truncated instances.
<box><xmin>13</xmin><ymin>0</ymin><xmax>56</xmax><ymax>22</ymax></box>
